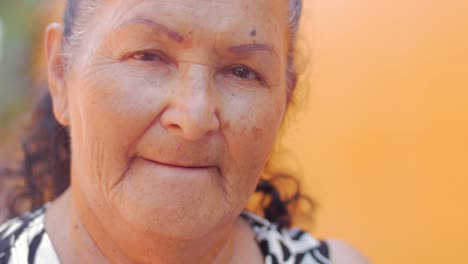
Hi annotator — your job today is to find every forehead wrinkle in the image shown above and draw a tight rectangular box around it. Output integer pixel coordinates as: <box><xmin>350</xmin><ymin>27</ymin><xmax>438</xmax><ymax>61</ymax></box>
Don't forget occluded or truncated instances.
<box><xmin>115</xmin><ymin>17</ymin><xmax>185</xmax><ymax>43</ymax></box>
<box><xmin>228</xmin><ymin>43</ymin><xmax>274</xmax><ymax>54</ymax></box>
<box><xmin>179</xmin><ymin>60</ymin><xmax>215</xmax><ymax>68</ymax></box>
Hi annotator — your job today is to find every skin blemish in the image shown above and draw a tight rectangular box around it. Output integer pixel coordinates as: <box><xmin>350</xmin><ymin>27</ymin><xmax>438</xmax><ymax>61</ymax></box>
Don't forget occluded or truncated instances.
<box><xmin>250</xmin><ymin>28</ymin><xmax>256</xmax><ymax>37</ymax></box>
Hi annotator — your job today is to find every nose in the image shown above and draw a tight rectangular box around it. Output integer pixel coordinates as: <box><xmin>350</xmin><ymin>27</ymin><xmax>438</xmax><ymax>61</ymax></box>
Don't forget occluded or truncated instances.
<box><xmin>160</xmin><ymin>64</ymin><xmax>220</xmax><ymax>141</ymax></box>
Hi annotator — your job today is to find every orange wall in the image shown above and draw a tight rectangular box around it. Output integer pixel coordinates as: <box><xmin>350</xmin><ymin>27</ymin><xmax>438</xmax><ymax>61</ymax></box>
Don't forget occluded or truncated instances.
<box><xmin>288</xmin><ymin>0</ymin><xmax>468</xmax><ymax>263</ymax></box>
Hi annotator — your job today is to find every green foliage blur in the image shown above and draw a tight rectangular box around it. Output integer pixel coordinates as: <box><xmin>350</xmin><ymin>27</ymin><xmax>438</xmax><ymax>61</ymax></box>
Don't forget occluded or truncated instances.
<box><xmin>0</xmin><ymin>0</ymin><xmax>43</xmax><ymax>134</ymax></box>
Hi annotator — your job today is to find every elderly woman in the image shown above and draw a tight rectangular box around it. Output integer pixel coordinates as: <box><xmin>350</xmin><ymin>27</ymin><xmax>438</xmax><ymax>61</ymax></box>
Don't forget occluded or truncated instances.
<box><xmin>0</xmin><ymin>0</ymin><xmax>370</xmax><ymax>263</ymax></box>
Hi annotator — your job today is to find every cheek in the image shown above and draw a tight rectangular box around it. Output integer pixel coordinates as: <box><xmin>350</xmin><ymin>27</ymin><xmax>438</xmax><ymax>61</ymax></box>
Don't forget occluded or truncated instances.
<box><xmin>67</xmin><ymin>65</ymin><xmax>170</xmax><ymax>193</ymax></box>
<box><xmin>222</xmin><ymin>93</ymin><xmax>285</xmax><ymax>191</ymax></box>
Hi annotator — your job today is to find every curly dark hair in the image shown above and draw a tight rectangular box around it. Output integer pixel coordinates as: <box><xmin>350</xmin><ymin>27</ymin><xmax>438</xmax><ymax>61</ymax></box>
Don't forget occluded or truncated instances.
<box><xmin>3</xmin><ymin>0</ymin><xmax>315</xmax><ymax>228</ymax></box>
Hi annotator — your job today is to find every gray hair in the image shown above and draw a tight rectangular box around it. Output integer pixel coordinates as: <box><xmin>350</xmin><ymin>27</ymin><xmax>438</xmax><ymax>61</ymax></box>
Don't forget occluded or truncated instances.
<box><xmin>287</xmin><ymin>0</ymin><xmax>303</xmax><ymax>101</ymax></box>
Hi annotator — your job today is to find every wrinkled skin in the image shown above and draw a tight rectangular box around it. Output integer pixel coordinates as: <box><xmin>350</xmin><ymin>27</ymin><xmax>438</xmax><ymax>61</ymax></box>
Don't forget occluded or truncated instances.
<box><xmin>45</xmin><ymin>0</ymin><xmax>290</xmax><ymax>263</ymax></box>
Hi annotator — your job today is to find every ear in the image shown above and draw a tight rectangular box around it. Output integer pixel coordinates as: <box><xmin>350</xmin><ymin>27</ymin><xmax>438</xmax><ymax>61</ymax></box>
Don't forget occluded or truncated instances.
<box><xmin>45</xmin><ymin>23</ymin><xmax>70</xmax><ymax>126</ymax></box>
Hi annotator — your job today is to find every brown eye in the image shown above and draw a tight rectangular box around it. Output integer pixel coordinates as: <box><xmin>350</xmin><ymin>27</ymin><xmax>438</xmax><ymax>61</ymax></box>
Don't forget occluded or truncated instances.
<box><xmin>131</xmin><ymin>51</ymin><xmax>163</xmax><ymax>62</ymax></box>
<box><xmin>228</xmin><ymin>65</ymin><xmax>263</xmax><ymax>82</ymax></box>
<box><xmin>124</xmin><ymin>50</ymin><xmax>169</xmax><ymax>65</ymax></box>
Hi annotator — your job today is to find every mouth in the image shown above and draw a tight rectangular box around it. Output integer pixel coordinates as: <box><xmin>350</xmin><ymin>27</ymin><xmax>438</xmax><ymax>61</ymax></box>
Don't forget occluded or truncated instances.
<box><xmin>139</xmin><ymin>157</ymin><xmax>218</xmax><ymax>171</ymax></box>
<box><xmin>111</xmin><ymin>156</ymin><xmax>220</xmax><ymax>189</ymax></box>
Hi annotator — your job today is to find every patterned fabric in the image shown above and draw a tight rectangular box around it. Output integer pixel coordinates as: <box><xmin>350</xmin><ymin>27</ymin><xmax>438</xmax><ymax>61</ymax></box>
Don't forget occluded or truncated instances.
<box><xmin>240</xmin><ymin>211</ymin><xmax>330</xmax><ymax>264</ymax></box>
<box><xmin>0</xmin><ymin>207</ymin><xmax>330</xmax><ymax>264</ymax></box>
<box><xmin>0</xmin><ymin>207</ymin><xmax>60</xmax><ymax>264</ymax></box>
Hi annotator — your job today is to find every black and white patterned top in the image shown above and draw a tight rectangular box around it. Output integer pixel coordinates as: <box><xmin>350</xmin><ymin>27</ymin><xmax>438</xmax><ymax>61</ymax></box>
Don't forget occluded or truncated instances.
<box><xmin>0</xmin><ymin>207</ymin><xmax>330</xmax><ymax>264</ymax></box>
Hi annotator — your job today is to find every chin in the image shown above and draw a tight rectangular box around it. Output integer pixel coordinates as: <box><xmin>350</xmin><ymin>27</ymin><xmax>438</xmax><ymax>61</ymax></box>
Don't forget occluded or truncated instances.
<box><xmin>111</xmin><ymin>176</ymin><xmax>231</xmax><ymax>239</ymax></box>
<box><xmin>114</xmin><ymin>196</ymin><xmax>232</xmax><ymax>240</ymax></box>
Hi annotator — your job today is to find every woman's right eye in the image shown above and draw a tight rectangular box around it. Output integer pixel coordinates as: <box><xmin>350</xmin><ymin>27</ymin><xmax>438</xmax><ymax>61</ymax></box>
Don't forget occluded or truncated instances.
<box><xmin>124</xmin><ymin>50</ymin><xmax>168</xmax><ymax>64</ymax></box>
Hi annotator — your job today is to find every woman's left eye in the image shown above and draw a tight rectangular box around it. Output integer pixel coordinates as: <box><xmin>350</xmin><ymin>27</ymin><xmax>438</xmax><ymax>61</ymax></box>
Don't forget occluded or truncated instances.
<box><xmin>227</xmin><ymin>65</ymin><xmax>263</xmax><ymax>82</ymax></box>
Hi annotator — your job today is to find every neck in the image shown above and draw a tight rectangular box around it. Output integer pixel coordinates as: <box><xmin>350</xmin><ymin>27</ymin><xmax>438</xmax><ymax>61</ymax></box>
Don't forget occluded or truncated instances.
<box><xmin>45</xmin><ymin>189</ymin><xmax>240</xmax><ymax>264</ymax></box>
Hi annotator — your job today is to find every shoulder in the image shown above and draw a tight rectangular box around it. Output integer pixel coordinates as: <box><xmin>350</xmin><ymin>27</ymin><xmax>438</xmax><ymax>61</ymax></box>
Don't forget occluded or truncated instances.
<box><xmin>324</xmin><ymin>238</ymin><xmax>372</xmax><ymax>264</ymax></box>
<box><xmin>0</xmin><ymin>207</ymin><xmax>47</xmax><ymax>263</ymax></box>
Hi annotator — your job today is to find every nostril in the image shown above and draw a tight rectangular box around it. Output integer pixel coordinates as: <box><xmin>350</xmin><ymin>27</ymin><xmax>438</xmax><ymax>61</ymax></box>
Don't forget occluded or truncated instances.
<box><xmin>166</xmin><ymin>123</ymin><xmax>181</xmax><ymax>131</ymax></box>
<box><xmin>160</xmin><ymin>107</ymin><xmax>219</xmax><ymax>141</ymax></box>
<box><xmin>160</xmin><ymin>109</ymin><xmax>183</xmax><ymax>132</ymax></box>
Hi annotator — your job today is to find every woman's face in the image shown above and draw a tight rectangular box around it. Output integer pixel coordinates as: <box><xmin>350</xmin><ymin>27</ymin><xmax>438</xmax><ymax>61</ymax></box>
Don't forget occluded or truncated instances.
<box><xmin>59</xmin><ymin>0</ymin><xmax>289</xmax><ymax>238</ymax></box>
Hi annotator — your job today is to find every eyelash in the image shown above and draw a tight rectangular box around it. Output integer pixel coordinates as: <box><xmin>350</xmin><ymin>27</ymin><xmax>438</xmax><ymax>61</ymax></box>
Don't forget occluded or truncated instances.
<box><xmin>124</xmin><ymin>50</ymin><xmax>265</xmax><ymax>84</ymax></box>
<box><xmin>124</xmin><ymin>50</ymin><xmax>168</xmax><ymax>63</ymax></box>
<box><xmin>224</xmin><ymin>65</ymin><xmax>264</xmax><ymax>83</ymax></box>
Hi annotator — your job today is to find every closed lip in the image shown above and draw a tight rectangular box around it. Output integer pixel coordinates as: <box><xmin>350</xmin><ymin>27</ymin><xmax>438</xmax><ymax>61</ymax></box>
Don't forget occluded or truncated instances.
<box><xmin>138</xmin><ymin>156</ymin><xmax>217</xmax><ymax>170</ymax></box>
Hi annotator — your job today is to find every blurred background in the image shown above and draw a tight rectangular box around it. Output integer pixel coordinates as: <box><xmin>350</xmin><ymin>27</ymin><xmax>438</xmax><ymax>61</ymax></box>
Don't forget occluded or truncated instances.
<box><xmin>1</xmin><ymin>0</ymin><xmax>467</xmax><ymax>263</ymax></box>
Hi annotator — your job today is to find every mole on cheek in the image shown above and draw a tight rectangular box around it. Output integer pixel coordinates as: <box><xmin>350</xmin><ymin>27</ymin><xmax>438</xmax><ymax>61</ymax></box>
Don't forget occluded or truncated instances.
<box><xmin>250</xmin><ymin>28</ymin><xmax>256</xmax><ymax>37</ymax></box>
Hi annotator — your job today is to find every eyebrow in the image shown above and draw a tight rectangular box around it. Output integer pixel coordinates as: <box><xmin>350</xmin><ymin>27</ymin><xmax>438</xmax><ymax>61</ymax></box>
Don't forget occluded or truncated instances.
<box><xmin>115</xmin><ymin>18</ymin><xmax>275</xmax><ymax>55</ymax></box>
<box><xmin>118</xmin><ymin>18</ymin><xmax>184</xmax><ymax>43</ymax></box>
<box><xmin>228</xmin><ymin>43</ymin><xmax>274</xmax><ymax>54</ymax></box>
